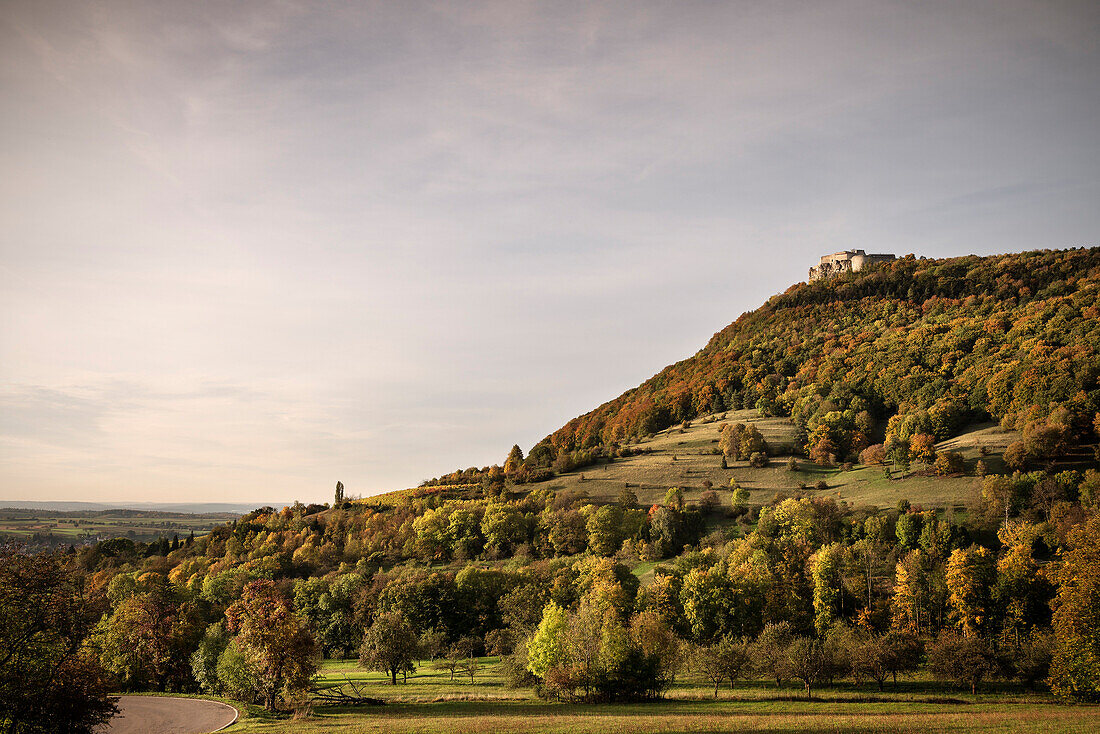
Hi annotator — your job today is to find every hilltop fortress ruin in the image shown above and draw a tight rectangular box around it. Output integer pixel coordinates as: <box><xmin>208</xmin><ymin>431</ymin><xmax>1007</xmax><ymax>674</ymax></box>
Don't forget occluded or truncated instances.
<box><xmin>809</xmin><ymin>249</ymin><xmax>896</xmax><ymax>282</ymax></box>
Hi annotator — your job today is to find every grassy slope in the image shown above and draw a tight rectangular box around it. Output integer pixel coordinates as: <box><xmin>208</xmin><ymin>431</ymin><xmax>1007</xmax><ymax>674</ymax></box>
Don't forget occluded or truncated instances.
<box><xmin>223</xmin><ymin>659</ymin><xmax>1098</xmax><ymax>733</ymax></box>
<box><xmin>534</xmin><ymin>410</ymin><xmax>1014</xmax><ymax>511</ymax></box>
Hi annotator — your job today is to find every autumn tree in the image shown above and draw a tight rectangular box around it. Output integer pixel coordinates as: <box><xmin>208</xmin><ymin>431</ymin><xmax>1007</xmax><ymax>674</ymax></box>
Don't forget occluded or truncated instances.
<box><xmin>504</xmin><ymin>445</ymin><xmax>525</xmax><ymax>475</ymax></box>
<box><xmin>226</xmin><ymin>580</ymin><xmax>319</xmax><ymax>710</ymax></box>
<box><xmin>995</xmin><ymin>521</ymin><xmax>1049</xmax><ymax>647</ymax></box>
<box><xmin>852</xmin><ymin>515</ymin><xmax>889</xmax><ymax>614</ymax></box>
<box><xmin>1048</xmin><ymin>514</ymin><xmax>1100</xmax><ymax>701</ymax></box>
<box><xmin>691</xmin><ymin>644</ymin><xmax>727</xmax><ymax>697</ymax></box>
<box><xmin>945</xmin><ymin>546</ymin><xmax>994</xmax><ymax>638</ymax></box>
<box><xmin>891</xmin><ymin>550</ymin><xmax>931</xmax><ymax>636</ymax></box>
<box><xmin>629</xmin><ymin>609</ymin><xmax>682</xmax><ymax>685</ymax></box>
<box><xmin>752</xmin><ymin>622</ymin><xmax>793</xmax><ymax>687</ymax></box>
<box><xmin>909</xmin><ymin>433</ymin><xmax>937</xmax><ymax>463</ymax></box>
<box><xmin>933</xmin><ymin>451</ymin><xmax>965</xmax><ymax>476</ymax></box>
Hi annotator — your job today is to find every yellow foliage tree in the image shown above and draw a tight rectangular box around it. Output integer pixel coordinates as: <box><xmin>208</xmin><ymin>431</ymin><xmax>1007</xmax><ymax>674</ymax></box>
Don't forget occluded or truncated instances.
<box><xmin>945</xmin><ymin>546</ymin><xmax>993</xmax><ymax>638</ymax></box>
<box><xmin>1048</xmin><ymin>514</ymin><xmax>1100</xmax><ymax>701</ymax></box>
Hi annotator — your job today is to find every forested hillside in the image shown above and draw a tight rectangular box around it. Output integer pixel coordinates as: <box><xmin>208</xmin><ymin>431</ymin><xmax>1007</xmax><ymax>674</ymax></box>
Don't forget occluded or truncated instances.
<box><xmin>539</xmin><ymin>248</ymin><xmax>1100</xmax><ymax>467</ymax></box>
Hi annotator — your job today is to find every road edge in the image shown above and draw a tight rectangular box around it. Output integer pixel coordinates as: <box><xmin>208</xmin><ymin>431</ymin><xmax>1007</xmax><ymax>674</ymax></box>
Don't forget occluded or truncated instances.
<box><xmin>204</xmin><ymin>699</ymin><xmax>240</xmax><ymax>732</ymax></box>
<box><xmin>109</xmin><ymin>695</ymin><xmax>240</xmax><ymax>733</ymax></box>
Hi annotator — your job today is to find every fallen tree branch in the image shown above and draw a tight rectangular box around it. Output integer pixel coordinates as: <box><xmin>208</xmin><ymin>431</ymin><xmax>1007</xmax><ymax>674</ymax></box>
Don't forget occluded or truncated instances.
<box><xmin>312</xmin><ymin>674</ymin><xmax>386</xmax><ymax>706</ymax></box>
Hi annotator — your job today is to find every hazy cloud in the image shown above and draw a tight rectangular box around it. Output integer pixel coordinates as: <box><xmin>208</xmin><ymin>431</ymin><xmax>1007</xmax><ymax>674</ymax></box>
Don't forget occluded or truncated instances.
<box><xmin>1</xmin><ymin>1</ymin><xmax>1098</xmax><ymax>502</ymax></box>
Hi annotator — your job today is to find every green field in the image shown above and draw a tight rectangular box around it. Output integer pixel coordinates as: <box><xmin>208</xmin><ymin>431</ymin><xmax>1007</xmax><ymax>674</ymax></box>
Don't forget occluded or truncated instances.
<box><xmin>217</xmin><ymin>657</ymin><xmax>1098</xmax><ymax>733</ymax></box>
<box><xmin>0</xmin><ymin>509</ymin><xmax>235</xmax><ymax>545</ymax></box>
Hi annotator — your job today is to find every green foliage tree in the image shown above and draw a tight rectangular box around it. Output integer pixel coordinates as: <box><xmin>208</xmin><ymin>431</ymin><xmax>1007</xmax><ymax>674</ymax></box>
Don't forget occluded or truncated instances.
<box><xmin>812</xmin><ymin>543</ymin><xmax>844</xmax><ymax>635</ymax></box>
<box><xmin>731</xmin><ymin>485</ymin><xmax>750</xmax><ymax>509</ymax></box>
<box><xmin>586</xmin><ymin>505</ymin><xmax>625</xmax><ymax>557</ymax></box>
<box><xmin>481</xmin><ymin>503</ymin><xmax>527</xmax><ymax>556</ymax></box>
<box><xmin>359</xmin><ymin>610</ymin><xmax>419</xmax><ymax>686</ymax></box>
<box><xmin>0</xmin><ymin>549</ymin><xmax>116</xmax><ymax>734</ymax></box>
<box><xmin>190</xmin><ymin>621</ymin><xmax>230</xmax><ymax>694</ymax></box>
<box><xmin>526</xmin><ymin>601</ymin><xmax>569</xmax><ymax>681</ymax></box>
<box><xmin>95</xmin><ymin>572</ymin><xmax>205</xmax><ymax>691</ymax></box>
<box><xmin>895</xmin><ymin>512</ymin><xmax>922</xmax><ymax>551</ymax></box>
<box><xmin>785</xmin><ymin>637</ymin><xmax>832</xmax><ymax>698</ymax></box>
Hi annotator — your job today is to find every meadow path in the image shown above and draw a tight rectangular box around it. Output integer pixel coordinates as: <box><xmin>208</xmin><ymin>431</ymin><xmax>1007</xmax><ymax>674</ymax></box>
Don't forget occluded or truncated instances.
<box><xmin>102</xmin><ymin>696</ymin><xmax>238</xmax><ymax>734</ymax></box>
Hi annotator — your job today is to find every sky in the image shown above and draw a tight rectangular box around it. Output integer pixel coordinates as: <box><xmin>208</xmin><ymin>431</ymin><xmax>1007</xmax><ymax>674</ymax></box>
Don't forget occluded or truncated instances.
<box><xmin>2</xmin><ymin>1</ymin><xmax>1099</xmax><ymax>505</ymax></box>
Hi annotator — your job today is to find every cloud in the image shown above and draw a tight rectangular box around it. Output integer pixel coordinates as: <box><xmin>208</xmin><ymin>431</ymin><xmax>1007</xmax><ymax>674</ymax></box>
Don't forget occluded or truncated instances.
<box><xmin>1</xmin><ymin>0</ymin><xmax>1098</xmax><ymax>502</ymax></box>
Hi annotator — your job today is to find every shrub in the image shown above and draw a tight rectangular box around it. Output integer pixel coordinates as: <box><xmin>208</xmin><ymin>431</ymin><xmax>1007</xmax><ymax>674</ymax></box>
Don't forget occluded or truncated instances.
<box><xmin>859</xmin><ymin>444</ymin><xmax>887</xmax><ymax>466</ymax></box>
<box><xmin>786</xmin><ymin>457</ymin><xmax>799</xmax><ymax>472</ymax></box>
<box><xmin>1014</xmin><ymin>632</ymin><xmax>1052</xmax><ymax>689</ymax></box>
<box><xmin>927</xmin><ymin>634</ymin><xmax>1002</xmax><ymax>694</ymax></box>
<box><xmin>699</xmin><ymin>490</ymin><xmax>720</xmax><ymax>514</ymax></box>
<box><xmin>1004</xmin><ymin>441</ymin><xmax>1029</xmax><ymax>470</ymax></box>
<box><xmin>814</xmin><ymin>480</ymin><xmax>828</xmax><ymax>491</ymax></box>
<box><xmin>749</xmin><ymin>452</ymin><xmax>768</xmax><ymax>468</ymax></box>
<box><xmin>933</xmin><ymin>451</ymin><xmax>966</xmax><ymax>476</ymax></box>
<box><xmin>810</xmin><ymin>437</ymin><xmax>837</xmax><ymax>466</ymax></box>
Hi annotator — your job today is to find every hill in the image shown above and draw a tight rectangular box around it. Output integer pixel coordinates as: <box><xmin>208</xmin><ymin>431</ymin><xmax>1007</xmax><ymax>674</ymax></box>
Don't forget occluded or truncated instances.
<box><xmin>521</xmin><ymin>247</ymin><xmax>1099</xmax><ymax>477</ymax></box>
<box><xmin>17</xmin><ymin>248</ymin><xmax>1100</xmax><ymax>720</ymax></box>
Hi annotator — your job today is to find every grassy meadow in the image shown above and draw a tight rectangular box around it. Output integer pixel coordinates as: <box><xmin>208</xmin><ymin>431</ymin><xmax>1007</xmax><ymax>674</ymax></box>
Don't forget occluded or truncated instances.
<box><xmin>526</xmin><ymin>410</ymin><xmax>1016</xmax><ymax>512</ymax></box>
<box><xmin>218</xmin><ymin>657</ymin><xmax>1098</xmax><ymax>733</ymax></box>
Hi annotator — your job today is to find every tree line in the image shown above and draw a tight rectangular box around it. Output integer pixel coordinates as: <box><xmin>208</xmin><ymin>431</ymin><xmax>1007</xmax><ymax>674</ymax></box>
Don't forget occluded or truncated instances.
<box><xmin>5</xmin><ymin>458</ymin><xmax>1100</xmax><ymax>731</ymax></box>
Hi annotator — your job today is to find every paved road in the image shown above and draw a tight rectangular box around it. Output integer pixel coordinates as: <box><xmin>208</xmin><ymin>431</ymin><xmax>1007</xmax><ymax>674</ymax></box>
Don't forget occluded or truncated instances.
<box><xmin>102</xmin><ymin>696</ymin><xmax>238</xmax><ymax>734</ymax></box>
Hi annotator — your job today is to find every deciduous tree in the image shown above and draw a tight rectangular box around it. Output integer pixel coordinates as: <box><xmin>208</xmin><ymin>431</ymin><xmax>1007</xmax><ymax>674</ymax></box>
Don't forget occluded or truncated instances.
<box><xmin>359</xmin><ymin>610</ymin><xmax>419</xmax><ymax>686</ymax></box>
<box><xmin>227</xmin><ymin>580</ymin><xmax>319</xmax><ymax>709</ymax></box>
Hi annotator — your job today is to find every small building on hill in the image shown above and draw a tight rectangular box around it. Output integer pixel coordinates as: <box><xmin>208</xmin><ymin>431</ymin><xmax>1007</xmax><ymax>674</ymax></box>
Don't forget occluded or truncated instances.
<box><xmin>809</xmin><ymin>249</ymin><xmax>895</xmax><ymax>281</ymax></box>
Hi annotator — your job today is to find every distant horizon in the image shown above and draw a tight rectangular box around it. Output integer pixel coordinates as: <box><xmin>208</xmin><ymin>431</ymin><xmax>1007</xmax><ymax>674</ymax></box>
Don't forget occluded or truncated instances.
<box><xmin>0</xmin><ymin>499</ymin><xmax>296</xmax><ymax>511</ymax></box>
<box><xmin>3</xmin><ymin>1</ymin><xmax>1099</xmax><ymax>504</ymax></box>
